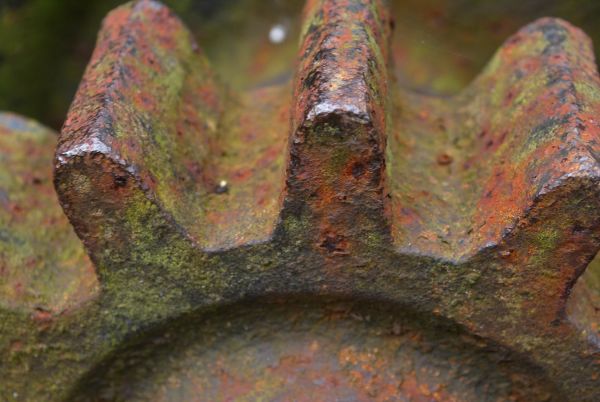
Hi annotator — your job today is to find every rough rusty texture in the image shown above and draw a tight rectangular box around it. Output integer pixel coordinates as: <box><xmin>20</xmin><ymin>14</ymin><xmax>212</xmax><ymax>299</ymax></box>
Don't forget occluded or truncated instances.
<box><xmin>1</xmin><ymin>0</ymin><xmax>600</xmax><ymax>401</ymax></box>
<box><xmin>0</xmin><ymin>113</ymin><xmax>98</xmax><ymax>313</ymax></box>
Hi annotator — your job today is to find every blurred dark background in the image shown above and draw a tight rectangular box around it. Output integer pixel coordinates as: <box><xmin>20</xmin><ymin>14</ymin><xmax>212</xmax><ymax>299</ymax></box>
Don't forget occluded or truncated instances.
<box><xmin>0</xmin><ymin>0</ymin><xmax>599</xmax><ymax>130</ymax></box>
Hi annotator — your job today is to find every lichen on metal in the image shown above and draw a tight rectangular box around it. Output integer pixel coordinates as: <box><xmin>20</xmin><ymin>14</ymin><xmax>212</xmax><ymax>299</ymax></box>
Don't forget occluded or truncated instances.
<box><xmin>1</xmin><ymin>0</ymin><xmax>600</xmax><ymax>401</ymax></box>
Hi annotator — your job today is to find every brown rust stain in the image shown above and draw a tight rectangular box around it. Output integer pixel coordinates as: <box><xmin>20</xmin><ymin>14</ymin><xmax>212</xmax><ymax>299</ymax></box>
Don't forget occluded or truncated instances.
<box><xmin>0</xmin><ymin>113</ymin><xmax>98</xmax><ymax>314</ymax></box>
<box><xmin>1</xmin><ymin>0</ymin><xmax>600</xmax><ymax>400</ymax></box>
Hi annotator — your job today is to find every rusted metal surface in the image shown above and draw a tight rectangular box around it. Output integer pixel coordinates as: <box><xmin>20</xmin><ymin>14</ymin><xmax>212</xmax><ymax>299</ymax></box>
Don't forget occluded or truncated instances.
<box><xmin>0</xmin><ymin>113</ymin><xmax>98</xmax><ymax>314</ymax></box>
<box><xmin>1</xmin><ymin>0</ymin><xmax>600</xmax><ymax>400</ymax></box>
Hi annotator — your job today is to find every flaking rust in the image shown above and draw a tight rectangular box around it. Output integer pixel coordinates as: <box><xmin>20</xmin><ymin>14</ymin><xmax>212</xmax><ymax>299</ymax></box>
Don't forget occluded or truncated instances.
<box><xmin>1</xmin><ymin>0</ymin><xmax>600</xmax><ymax>401</ymax></box>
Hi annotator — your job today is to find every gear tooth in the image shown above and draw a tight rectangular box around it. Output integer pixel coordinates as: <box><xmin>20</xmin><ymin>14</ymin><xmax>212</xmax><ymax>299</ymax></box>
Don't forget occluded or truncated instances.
<box><xmin>282</xmin><ymin>0</ymin><xmax>392</xmax><ymax>259</ymax></box>
<box><xmin>462</xmin><ymin>17</ymin><xmax>600</xmax><ymax>328</ymax></box>
<box><xmin>293</xmin><ymin>0</ymin><xmax>391</xmax><ymax>130</ymax></box>
<box><xmin>55</xmin><ymin>0</ymin><xmax>219</xmax><ymax>280</ymax></box>
<box><xmin>467</xmin><ymin>17</ymin><xmax>600</xmax><ymax>257</ymax></box>
<box><xmin>386</xmin><ymin>15</ymin><xmax>600</xmax><ymax>341</ymax></box>
<box><xmin>56</xmin><ymin>0</ymin><xmax>292</xmax><ymax>271</ymax></box>
<box><xmin>389</xmin><ymin>15</ymin><xmax>600</xmax><ymax>255</ymax></box>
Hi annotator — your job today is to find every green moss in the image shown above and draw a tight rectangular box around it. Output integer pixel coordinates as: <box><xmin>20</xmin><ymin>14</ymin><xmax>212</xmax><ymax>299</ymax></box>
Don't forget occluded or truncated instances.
<box><xmin>535</xmin><ymin>228</ymin><xmax>560</xmax><ymax>252</ymax></box>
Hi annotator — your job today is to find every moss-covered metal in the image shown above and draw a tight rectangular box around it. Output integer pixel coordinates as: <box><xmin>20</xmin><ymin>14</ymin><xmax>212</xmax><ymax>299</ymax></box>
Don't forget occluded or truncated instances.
<box><xmin>1</xmin><ymin>0</ymin><xmax>600</xmax><ymax>400</ymax></box>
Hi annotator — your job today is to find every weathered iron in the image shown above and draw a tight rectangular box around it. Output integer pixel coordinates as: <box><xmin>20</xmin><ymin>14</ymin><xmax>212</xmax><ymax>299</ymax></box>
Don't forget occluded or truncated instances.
<box><xmin>1</xmin><ymin>0</ymin><xmax>600</xmax><ymax>400</ymax></box>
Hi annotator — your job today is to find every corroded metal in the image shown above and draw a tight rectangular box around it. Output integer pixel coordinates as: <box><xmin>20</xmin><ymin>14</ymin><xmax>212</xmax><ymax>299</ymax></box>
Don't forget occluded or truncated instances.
<box><xmin>1</xmin><ymin>0</ymin><xmax>600</xmax><ymax>400</ymax></box>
